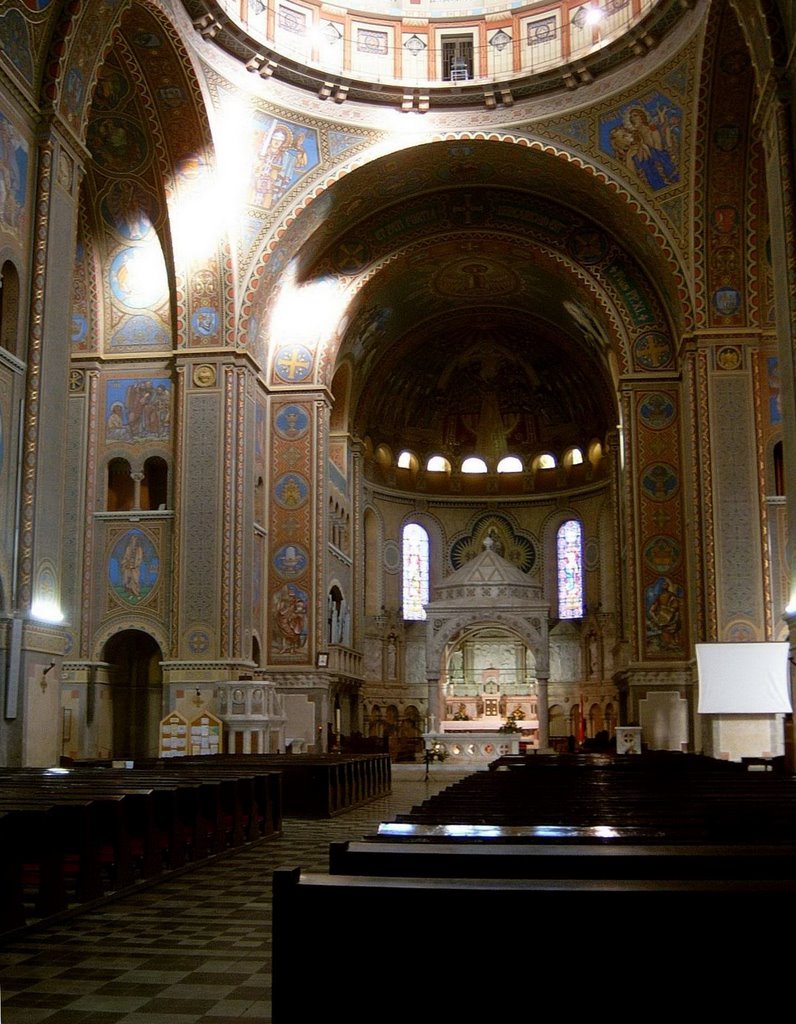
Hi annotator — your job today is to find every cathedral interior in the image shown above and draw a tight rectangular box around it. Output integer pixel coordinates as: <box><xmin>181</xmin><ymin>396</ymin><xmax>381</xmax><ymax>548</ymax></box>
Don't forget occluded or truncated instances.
<box><xmin>1</xmin><ymin>0</ymin><xmax>796</xmax><ymax>769</ymax></box>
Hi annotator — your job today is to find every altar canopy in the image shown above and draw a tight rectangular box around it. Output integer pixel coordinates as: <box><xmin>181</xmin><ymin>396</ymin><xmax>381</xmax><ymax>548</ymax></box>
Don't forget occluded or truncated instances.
<box><xmin>425</xmin><ymin>538</ymin><xmax>550</xmax><ymax>742</ymax></box>
<box><xmin>696</xmin><ymin>643</ymin><xmax>792</xmax><ymax>714</ymax></box>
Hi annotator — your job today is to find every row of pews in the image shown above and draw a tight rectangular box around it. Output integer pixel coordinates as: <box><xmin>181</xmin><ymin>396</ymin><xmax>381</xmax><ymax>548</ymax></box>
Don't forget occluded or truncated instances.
<box><xmin>273</xmin><ymin>752</ymin><xmax>796</xmax><ymax>1021</ymax></box>
<box><xmin>135</xmin><ymin>752</ymin><xmax>391</xmax><ymax>818</ymax></box>
<box><xmin>0</xmin><ymin>751</ymin><xmax>390</xmax><ymax>936</ymax></box>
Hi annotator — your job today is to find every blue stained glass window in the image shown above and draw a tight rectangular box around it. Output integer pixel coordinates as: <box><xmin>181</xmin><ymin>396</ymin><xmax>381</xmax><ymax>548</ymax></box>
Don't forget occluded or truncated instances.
<box><xmin>557</xmin><ymin>519</ymin><xmax>583</xmax><ymax>618</ymax></box>
<box><xmin>403</xmin><ymin>523</ymin><xmax>429</xmax><ymax>620</ymax></box>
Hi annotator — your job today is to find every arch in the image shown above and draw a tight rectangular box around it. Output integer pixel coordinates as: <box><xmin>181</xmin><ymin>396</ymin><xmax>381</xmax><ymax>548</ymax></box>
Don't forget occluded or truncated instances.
<box><xmin>548</xmin><ymin>703</ymin><xmax>567</xmax><ymax>737</ymax></box>
<box><xmin>402</xmin><ymin>522</ymin><xmax>429</xmax><ymax>621</ymax></box>
<box><xmin>426</xmin><ymin>455</ymin><xmax>451</xmax><ymax>473</ymax></box>
<box><xmin>570</xmin><ymin>702</ymin><xmax>582</xmax><ymax>739</ymax></box>
<box><xmin>589</xmin><ymin>702</ymin><xmax>604</xmax><ymax>737</ymax></box>
<box><xmin>427</xmin><ymin>612</ymin><xmax>546</xmax><ymax>681</ymax></box>
<box><xmin>772</xmin><ymin>439</ymin><xmax>785</xmax><ymax>497</ymax></box>
<box><xmin>102</xmin><ymin>628</ymin><xmax>163</xmax><ymax>760</ymax></box>
<box><xmin>497</xmin><ymin>455</ymin><xmax>523</xmax><ymax>473</ymax></box>
<box><xmin>142</xmin><ymin>456</ymin><xmax>168</xmax><ymax>510</ymax></box>
<box><xmin>0</xmin><ymin>260</ymin><xmax>21</xmax><ymax>359</ymax></box>
<box><xmin>557</xmin><ymin>519</ymin><xmax>584</xmax><ymax>619</ymax></box>
<box><xmin>363</xmin><ymin>505</ymin><xmax>383</xmax><ymax>617</ymax></box>
<box><xmin>327</xmin><ymin>584</ymin><xmax>350</xmax><ymax>644</ymax></box>
<box><xmin>461</xmin><ymin>456</ymin><xmax>488</xmax><ymax>474</ymax></box>
<box><xmin>330</xmin><ymin>361</ymin><xmax>352</xmax><ymax>432</ymax></box>
<box><xmin>563</xmin><ymin>447</ymin><xmax>584</xmax><ymax>467</ymax></box>
<box><xmin>107</xmin><ymin>458</ymin><xmax>134</xmax><ymax>511</ymax></box>
<box><xmin>541</xmin><ymin>507</ymin><xmax>584</xmax><ymax>610</ymax></box>
<box><xmin>246</xmin><ymin>136</ymin><xmax>692</xmax><ymax>355</ymax></box>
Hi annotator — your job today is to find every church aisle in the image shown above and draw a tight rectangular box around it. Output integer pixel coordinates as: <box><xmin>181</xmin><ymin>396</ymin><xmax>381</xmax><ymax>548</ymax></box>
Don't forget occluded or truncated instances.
<box><xmin>0</xmin><ymin>766</ymin><xmax>473</xmax><ymax>1024</ymax></box>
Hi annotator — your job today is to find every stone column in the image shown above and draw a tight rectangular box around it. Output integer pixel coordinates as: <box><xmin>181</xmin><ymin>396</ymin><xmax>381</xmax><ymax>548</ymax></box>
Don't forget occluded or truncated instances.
<box><xmin>536</xmin><ymin>674</ymin><xmax>550</xmax><ymax>752</ymax></box>
<box><xmin>427</xmin><ymin>674</ymin><xmax>442</xmax><ymax>732</ymax></box>
<box><xmin>759</xmin><ymin>87</ymin><xmax>796</xmax><ymax>769</ymax></box>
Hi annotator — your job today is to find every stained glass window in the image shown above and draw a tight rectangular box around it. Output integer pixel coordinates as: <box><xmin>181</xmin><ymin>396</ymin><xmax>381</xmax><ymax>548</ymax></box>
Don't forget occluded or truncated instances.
<box><xmin>403</xmin><ymin>522</ymin><xmax>429</xmax><ymax>620</ymax></box>
<box><xmin>557</xmin><ymin>519</ymin><xmax>583</xmax><ymax>618</ymax></box>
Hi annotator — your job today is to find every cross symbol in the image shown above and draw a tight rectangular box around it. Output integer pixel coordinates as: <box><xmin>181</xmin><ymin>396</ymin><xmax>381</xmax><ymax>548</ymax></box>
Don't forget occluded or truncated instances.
<box><xmin>451</xmin><ymin>194</ymin><xmax>484</xmax><ymax>224</ymax></box>
<box><xmin>637</xmin><ymin>333</ymin><xmax>671</xmax><ymax>367</ymax></box>
<box><xmin>277</xmin><ymin>347</ymin><xmax>311</xmax><ymax>380</ymax></box>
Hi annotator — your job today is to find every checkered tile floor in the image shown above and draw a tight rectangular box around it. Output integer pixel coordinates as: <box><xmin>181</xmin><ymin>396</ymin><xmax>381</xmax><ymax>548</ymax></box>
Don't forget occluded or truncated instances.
<box><xmin>0</xmin><ymin>766</ymin><xmax>472</xmax><ymax>1024</ymax></box>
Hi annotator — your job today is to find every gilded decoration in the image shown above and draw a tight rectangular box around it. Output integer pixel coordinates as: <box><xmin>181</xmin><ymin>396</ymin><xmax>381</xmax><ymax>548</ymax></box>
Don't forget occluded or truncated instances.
<box><xmin>635</xmin><ymin>388</ymin><xmax>687</xmax><ymax>658</ymax></box>
<box><xmin>704</xmin><ymin>2</ymin><xmax>754</xmax><ymax>331</ymax></box>
<box><xmin>192</xmin><ymin>363</ymin><xmax>216</xmax><ymax>388</ymax></box>
<box><xmin>269</xmin><ymin>399</ymin><xmax>313</xmax><ymax>661</ymax></box>
<box><xmin>450</xmin><ymin>514</ymin><xmax>537</xmax><ymax>575</ymax></box>
<box><xmin>716</xmin><ymin>345</ymin><xmax>742</xmax><ymax>370</ymax></box>
<box><xmin>273</xmin><ymin>345</ymin><xmax>314</xmax><ymax>384</ymax></box>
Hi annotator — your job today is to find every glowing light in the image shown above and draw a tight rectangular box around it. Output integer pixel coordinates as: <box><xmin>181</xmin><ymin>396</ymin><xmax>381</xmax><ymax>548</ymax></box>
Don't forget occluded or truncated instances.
<box><xmin>169</xmin><ymin>95</ymin><xmax>256</xmax><ymax>266</ymax></box>
<box><xmin>268</xmin><ymin>261</ymin><xmax>351</xmax><ymax>353</ymax></box>
<box><xmin>111</xmin><ymin>239</ymin><xmax>168</xmax><ymax>309</ymax></box>
<box><xmin>31</xmin><ymin>598</ymin><xmax>64</xmax><ymax>624</ymax></box>
<box><xmin>462</xmin><ymin>457</ymin><xmax>488</xmax><ymax>473</ymax></box>
<box><xmin>583</xmin><ymin>4</ymin><xmax>605</xmax><ymax>27</ymax></box>
<box><xmin>497</xmin><ymin>456</ymin><xmax>523</xmax><ymax>473</ymax></box>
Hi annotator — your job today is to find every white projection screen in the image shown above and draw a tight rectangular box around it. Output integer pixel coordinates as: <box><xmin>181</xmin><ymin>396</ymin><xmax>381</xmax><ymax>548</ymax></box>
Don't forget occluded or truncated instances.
<box><xmin>696</xmin><ymin>642</ymin><xmax>792</xmax><ymax>714</ymax></box>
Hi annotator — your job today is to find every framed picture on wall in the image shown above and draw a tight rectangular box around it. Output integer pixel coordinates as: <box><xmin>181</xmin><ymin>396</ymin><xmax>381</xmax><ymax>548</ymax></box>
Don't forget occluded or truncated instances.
<box><xmin>317</xmin><ymin>652</ymin><xmax>328</xmax><ymax>668</ymax></box>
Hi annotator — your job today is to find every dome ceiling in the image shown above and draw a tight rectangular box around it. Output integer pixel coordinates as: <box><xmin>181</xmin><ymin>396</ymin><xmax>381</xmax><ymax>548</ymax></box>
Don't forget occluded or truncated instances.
<box><xmin>185</xmin><ymin>0</ymin><xmax>688</xmax><ymax>110</ymax></box>
<box><xmin>268</xmin><ymin>140</ymin><xmax>678</xmax><ymax>491</ymax></box>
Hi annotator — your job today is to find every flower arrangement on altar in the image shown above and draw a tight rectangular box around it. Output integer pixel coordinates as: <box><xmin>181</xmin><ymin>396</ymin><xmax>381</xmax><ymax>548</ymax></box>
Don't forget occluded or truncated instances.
<box><xmin>426</xmin><ymin>740</ymin><xmax>448</xmax><ymax>762</ymax></box>
<box><xmin>498</xmin><ymin>709</ymin><xmax>522</xmax><ymax>733</ymax></box>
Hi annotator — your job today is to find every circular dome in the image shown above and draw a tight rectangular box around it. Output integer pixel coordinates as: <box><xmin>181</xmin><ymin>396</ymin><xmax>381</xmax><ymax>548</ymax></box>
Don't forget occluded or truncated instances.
<box><xmin>188</xmin><ymin>0</ymin><xmax>688</xmax><ymax>109</ymax></box>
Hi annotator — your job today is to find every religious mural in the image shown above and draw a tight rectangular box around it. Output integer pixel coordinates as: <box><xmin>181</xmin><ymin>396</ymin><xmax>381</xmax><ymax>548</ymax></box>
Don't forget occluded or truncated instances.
<box><xmin>600</xmin><ymin>93</ymin><xmax>681</xmax><ymax>191</ymax></box>
<box><xmin>109</xmin><ymin>245</ymin><xmax>169</xmax><ymax>311</ymax></box>
<box><xmin>269</xmin><ymin>399</ymin><xmax>313</xmax><ymax>661</ymax></box>
<box><xmin>105</xmin><ymin>378</ymin><xmax>171</xmax><ymax>443</ymax></box>
<box><xmin>0</xmin><ymin>9</ymin><xmax>34</xmax><ymax>86</ymax></box>
<box><xmin>768</xmin><ymin>358</ymin><xmax>781</xmax><ymax>425</ymax></box>
<box><xmin>450</xmin><ymin>514</ymin><xmax>536</xmax><ymax>574</ymax></box>
<box><xmin>250</xmin><ymin>114</ymin><xmax>319</xmax><ymax>211</ymax></box>
<box><xmin>272</xmin><ymin>582</ymin><xmax>308</xmax><ymax>653</ymax></box>
<box><xmin>108</xmin><ymin>528</ymin><xmax>160</xmax><ymax>605</ymax></box>
<box><xmin>0</xmin><ymin>112</ymin><xmax>28</xmax><ymax>240</ymax></box>
<box><xmin>645</xmin><ymin>576</ymin><xmax>684</xmax><ymax>652</ymax></box>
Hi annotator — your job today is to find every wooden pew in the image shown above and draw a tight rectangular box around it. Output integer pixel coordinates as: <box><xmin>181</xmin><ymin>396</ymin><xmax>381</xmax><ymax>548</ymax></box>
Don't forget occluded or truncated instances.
<box><xmin>156</xmin><ymin>753</ymin><xmax>390</xmax><ymax>818</ymax></box>
<box><xmin>0</xmin><ymin>762</ymin><xmax>282</xmax><ymax>935</ymax></box>
<box><xmin>272</xmin><ymin>866</ymin><xmax>796</xmax><ymax>1022</ymax></box>
<box><xmin>329</xmin><ymin>839</ymin><xmax>796</xmax><ymax>880</ymax></box>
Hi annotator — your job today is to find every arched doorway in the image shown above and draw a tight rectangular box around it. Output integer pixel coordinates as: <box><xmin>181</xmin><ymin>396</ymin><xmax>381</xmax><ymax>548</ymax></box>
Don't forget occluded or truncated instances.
<box><xmin>103</xmin><ymin>630</ymin><xmax>163</xmax><ymax>760</ymax></box>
